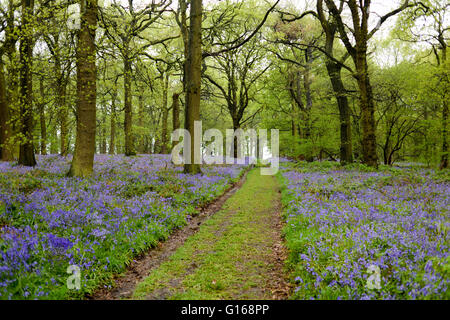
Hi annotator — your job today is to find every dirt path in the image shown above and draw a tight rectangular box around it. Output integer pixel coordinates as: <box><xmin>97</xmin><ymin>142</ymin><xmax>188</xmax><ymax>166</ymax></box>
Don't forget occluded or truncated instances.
<box><xmin>132</xmin><ymin>169</ymin><xmax>291</xmax><ymax>300</ymax></box>
<box><xmin>89</xmin><ymin>170</ymin><xmax>249</xmax><ymax>300</ymax></box>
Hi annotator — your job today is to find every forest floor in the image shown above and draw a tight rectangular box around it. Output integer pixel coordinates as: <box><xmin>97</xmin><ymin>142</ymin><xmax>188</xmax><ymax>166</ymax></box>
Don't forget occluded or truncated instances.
<box><xmin>93</xmin><ymin>168</ymin><xmax>291</xmax><ymax>300</ymax></box>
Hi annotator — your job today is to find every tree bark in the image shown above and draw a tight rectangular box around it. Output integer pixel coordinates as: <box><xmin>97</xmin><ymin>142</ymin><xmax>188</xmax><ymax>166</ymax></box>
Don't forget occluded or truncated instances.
<box><xmin>0</xmin><ymin>58</ymin><xmax>13</xmax><ymax>161</ymax></box>
<box><xmin>291</xmin><ymin>100</ymin><xmax>298</xmax><ymax>138</ymax></box>
<box><xmin>39</xmin><ymin>76</ymin><xmax>47</xmax><ymax>155</ymax></box>
<box><xmin>58</xmin><ymin>80</ymin><xmax>68</xmax><ymax>156</ymax></box>
<box><xmin>232</xmin><ymin>120</ymin><xmax>239</xmax><ymax>159</ymax></box>
<box><xmin>441</xmin><ymin>98</ymin><xmax>449</xmax><ymax>169</ymax></box>
<box><xmin>439</xmin><ymin>46</ymin><xmax>448</xmax><ymax>169</ymax></box>
<box><xmin>100</xmin><ymin>106</ymin><xmax>107</xmax><ymax>154</ymax></box>
<box><xmin>51</xmin><ymin>54</ymin><xmax>69</xmax><ymax>156</ymax></box>
<box><xmin>109</xmin><ymin>94</ymin><xmax>116</xmax><ymax>155</ymax></box>
<box><xmin>317</xmin><ymin>0</ymin><xmax>353</xmax><ymax>164</ymax></box>
<box><xmin>136</xmin><ymin>93</ymin><xmax>145</xmax><ymax>154</ymax></box>
<box><xmin>18</xmin><ymin>0</ymin><xmax>36</xmax><ymax>167</ymax></box>
<box><xmin>123</xmin><ymin>57</ymin><xmax>135</xmax><ymax>156</ymax></box>
<box><xmin>172</xmin><ymin>93</ymin><xmax>180</xmax><ymax>130</ymax></box>
<box><xmin>172</xmin><ymin>92</ymin><xmax>180</xmax><ymax>150</ymax></box>
<box><xmin>3</xmin><ymin>0</ymin><xmax>19</xmax><ymax>160</ymax></box>
<box><xmin>324</xmin><ymin>0</ymin><xmax>380</xmax><ymax>167</ymax></box>
<box><xmin>161</xmin><ymin>72</ymin><xmax>169</xmax><ymax>154</ymax></box>
<box><xmin>326</xmin><ymin>62</ymin><xmax>353</xmax><ymax>164</ymax></box>
<box><xmin>357</xmin><ymin>70</ymin><xmax>378</xmax><ymax>168</ymax></box>
<box><xmin>184</xmin><ymin>0</ymin><xmax>203</xmax><ymax>174</ymax></box>
<box><xmin>68</xmin><ymin>0</ymin><xmax>98</xmax><ymax>177</ymax></box>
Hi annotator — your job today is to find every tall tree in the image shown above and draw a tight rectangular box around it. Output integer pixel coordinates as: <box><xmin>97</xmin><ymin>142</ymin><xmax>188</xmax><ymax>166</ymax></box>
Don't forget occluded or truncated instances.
<box><xmin>0</xmin><ymin>0</ymin><xmax>19</xmax><ymax>161</ymax></box>
<box><xmin>18</xmin><ymin>0</ymin><xmax>36</xmax><ymax>166</ymax></box>
<box><xmin>323</xmin><ymin>0</ymin><xmax>412</xmax><ymax>168</ymax></box>
<box><xmin>68</xmin><ymin>0</ymin><xmax>98</xmax><ymax>177</ymax></box>
<box><xmin>109</xmin><ymin>88</ymin><xmax>117</xmax><ymax>155</ymax></box>
<box><xmin>184</xmin><ymin>0</ymin><xmax>202</xmax><ymax>174</ymax></box>
<box><xmin>316</xmin><ymin>0</ymin><xmax>353</xmax><ymax>164</ymax></box>
<box><xmin>172</xmin><ymin>92</ymin><xmax>181</xmax><ymax>148</ymax></box>
<box><xmin>0</xmin><ymin>56</ymin><xmax>13</xmax><ymax>161</ymax></box>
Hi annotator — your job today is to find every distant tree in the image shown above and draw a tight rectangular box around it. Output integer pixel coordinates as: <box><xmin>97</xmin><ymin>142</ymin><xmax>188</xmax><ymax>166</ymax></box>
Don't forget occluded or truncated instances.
<box><xmin>396</xmin><ymin>0</ymin><xmax>449</xmax><ymax>169</ymax></box>
<box><xmin>99</xmin><ymin>0</ymin><xmax>174</xmax><ymax>156</ymax></box>
<box><xmin>43</xmin><ymin>11</ymin><xmax>76</xmax><ymax>156</ymax></box>
<box><xmin>204</xmin><ymin>33</ymin><xmax>269</xmax><ymax>158</ymax></box>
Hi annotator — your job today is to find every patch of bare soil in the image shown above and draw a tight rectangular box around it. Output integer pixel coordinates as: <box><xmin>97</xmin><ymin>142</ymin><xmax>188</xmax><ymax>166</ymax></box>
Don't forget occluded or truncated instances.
<box><xmin>264</xmin><ymin>189</ymin><xmax>291</xmax><ymax>300</ymax></box>
<box><xmin>88</xmin><ymin>171</ymin><xmax>249</xmax><ymax>300</ymax></box>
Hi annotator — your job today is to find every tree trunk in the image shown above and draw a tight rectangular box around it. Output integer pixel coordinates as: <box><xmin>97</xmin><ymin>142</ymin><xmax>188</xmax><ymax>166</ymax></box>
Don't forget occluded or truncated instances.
<box><xmin>4</xmin><ymin>2</ymin><xmax>19</xmax><ymax>160</ymax></box>
<box><xmin>172</xmin><ymin>92</ymin><xmax>180</xmax><ymax>151</ymax></box>
<box><xmin>440</xmin><ymin>46</ymin><xmax>448</xmax><ymax>169</ymax></box>
<box><xmin>100</xmin><ymin>106</ymin><xmax>106</xmax><ymax>154</ymax></box>
<box><xmin>58</xmin><ymin>82</ymin><xmax>68</xmax><ymax>156</ymax></box>
<box><xmin>18</xmin><ymin>0</ymin><xmax>36</xmax><ymax>167</ymax></box>
<box><xmin>0</xmin><ymin>58</ymin><xmax>13</xmax><ymax>161</ymax></box>
<box><xmin>123</xmin><ymin>57</ymin><xmax>135</xmax><ymax>156</ymax></box>
<box><xmin>39</xmin><ymin>76</ymin><xmax>47</xmax><ymax>155</ymax></box>
<box><xmin>183</xmin><ymin>0</ymin><xmax>202</xmax><ymax>174</ymax></box>
<box><xmin>291</xmin><ymin>99</ymin><xmax>298</xmax><ymax>138</ymax></box>
<box><xmin>68</xmin><ymin>0</ymin><xmax>98</xmax><ymax>177</ymax></box>
<box><xmin>323</xmin><ymin>0</ymin><xmax>381</xmax><ymax>168</ymax></box>
<box><xmin>53</xmin><ymin>57</ymin><xmax>69</xmax><ymax>156</ymax></box>
<box><xmin>383</xmin><ymin>141</ymin><xmax>391</xmax><ymax>165</ymax></box>
<box><xmin>231</xmin><ymin>118</ymin><xmax>241</xmax><ymax>160</ymax></box>
<box><xmin>161</xmin><ymin>73</ymin><xmax>169</xmax><ymax>154</ymax></box>
<box><xmin>109</xmin><ymin>95</ymin><xmax>116</xmax><ymax>155</ymax></box>
<box><xmin>325</xmin><ymin>62</ymin><xmax>353</xmax><ymax>164</ymax></box>
<box><xmin>172</xmin><ymin>93</ymin><xmax>180</xmax><ymax>130</ymax></box>
<box><xmin>441</xmin><ymin>98</ymin><xmax>449</xmax><ymax>169</ymax></box>
<box><xmin>136</xmin><ymin>93</ymin><xmax>144</xmax><ymax>154</ymax></box>
<box><xmin>354</xmin><ymin>38</ymin><xmax>378</xmax><ymax>167</ymax></box>
<box><xmin>357</xmin><ymin>70</ymin><xmax>378</xmax><ymax>168</ymax></box>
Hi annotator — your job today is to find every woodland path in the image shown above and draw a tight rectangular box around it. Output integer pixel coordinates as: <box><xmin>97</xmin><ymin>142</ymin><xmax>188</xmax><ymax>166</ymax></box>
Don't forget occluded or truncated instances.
<box><xmin>91</xmin><ymin>169</ymin><xmax>291</xmax><ymax>300</ymax></box>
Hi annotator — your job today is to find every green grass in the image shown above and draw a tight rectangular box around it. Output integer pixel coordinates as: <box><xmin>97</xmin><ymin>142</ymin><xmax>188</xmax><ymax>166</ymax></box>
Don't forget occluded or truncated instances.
<box><xmin>133</xmin><ymin>169</ymin><xmax>281</xmax><ymax>300</ymax></box>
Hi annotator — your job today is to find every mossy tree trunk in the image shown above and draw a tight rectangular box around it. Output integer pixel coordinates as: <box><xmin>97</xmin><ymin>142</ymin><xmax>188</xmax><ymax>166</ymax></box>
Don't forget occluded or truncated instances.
<box><xmin>0</xmin><ymin>58</ymin><xmax>13</xmax><ymax>161</ymax></box>
<box><xmin>68</xmin><ymin>0</ymin><xmax>98</xmax><ymax>177</ymax></box>
<box><xmin>18</xmin><ymin>0</ymin><xmax>36</xmax><ymax>167</ymax></box>
<box><xmin>109</xmin><ymin>93</ymin><xmax>116</xmax><ymax>155</ymax></box>
<box><xmin>184</xmin><ymin>0</ymin><xmax>203</xmax><ymax>174</ymax></box>
<box><xmin>123</xmin><ymin>56</ymin><xmax>135</xmax><ymax>156</ymax></box>
<box><xmin>439</xmin><ymin>45</ymin><xmax>448</xmax><ymax>169</ymax></box>
<box><xmin>317</xmin><ymin>0</ymin><xmax>353</xmax><ymax>165</ymax></box>
<box><xmin>161</xmin><ymin>72</ymin><xmax>170</xmax><ymax>154</ymax></box>
<box><xmin>38</xmin><ymin>75</ymin><xmax>47</xmax><ymax>155</ymax></box>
